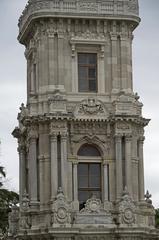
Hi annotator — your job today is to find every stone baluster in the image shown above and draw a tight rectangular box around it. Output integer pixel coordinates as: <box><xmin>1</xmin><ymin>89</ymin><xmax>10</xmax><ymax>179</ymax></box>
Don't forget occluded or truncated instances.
<box><xmin>138</xmin><ymin>136</ymin><xmax>145</xmax><ymax>201</ymax></box>
<box><xmin>115</xmin><ymin>134</ymin><xmax>123</xmax><ymax>200</ymax></box>
<box><xmin>125</xmin><ymin>135</ymin><xmax>132</xmax><ymax>197</ymax></box>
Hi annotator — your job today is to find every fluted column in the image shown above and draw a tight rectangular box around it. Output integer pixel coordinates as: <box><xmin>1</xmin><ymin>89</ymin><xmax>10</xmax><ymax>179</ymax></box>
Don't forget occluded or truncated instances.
<box><xmin>103</xmin><ymin>162</ymin><xmax>109</xmax><ymax>201</ymax></box>
<box><xmin>28</xmin><ymin>135</ymin><xmax>38</xmax><ymax>208</ymax></box>
<box><xmin>138</xmin><ymin>137</ymin><xmax>145</xmax><ymax>201</ymax></box>
<box><xmin>50</xmin><ymin>134</ymin><xmax>58</xmax><ymax>200</ymax></box>
<box><xmin>18</xmin><ymin>144</ymin><xmax>26</xmax><ymax>202</ymax></box>
<box><xmin>61</xmin><ymin>132</ymin><xmax>68</xmax><ymax>197</ymax></box>
<box><xmin>125</xmin><ymin>135</ymin><xmax>132</xmax><ymax>196</ymax></box>
<box><xmin>115</xmin><ymin>135</ymin><xmax>123</xmax><ymax>200</ymax></box>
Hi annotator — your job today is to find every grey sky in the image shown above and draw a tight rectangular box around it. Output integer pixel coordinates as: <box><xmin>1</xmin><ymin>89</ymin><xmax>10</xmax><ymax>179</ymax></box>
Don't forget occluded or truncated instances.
<box><xmin>0</xmin><ymin>0</ymin><xmax>159</xmax><ymax>207</ymax></box>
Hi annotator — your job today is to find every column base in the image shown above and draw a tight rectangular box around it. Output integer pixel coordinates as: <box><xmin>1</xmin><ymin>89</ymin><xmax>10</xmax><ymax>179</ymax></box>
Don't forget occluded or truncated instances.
<box><xmin>30</xmin><ymin>201</ymin><xmax>39</xmax><ymax>211</ymax></box>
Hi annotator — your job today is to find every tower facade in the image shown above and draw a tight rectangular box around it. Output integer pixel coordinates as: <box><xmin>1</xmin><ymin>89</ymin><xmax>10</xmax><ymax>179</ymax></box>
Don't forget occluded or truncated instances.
<box><xmin>10</xmin><ymin>0</ymin><xmax>158</xmax><ymax>239</ymax></box>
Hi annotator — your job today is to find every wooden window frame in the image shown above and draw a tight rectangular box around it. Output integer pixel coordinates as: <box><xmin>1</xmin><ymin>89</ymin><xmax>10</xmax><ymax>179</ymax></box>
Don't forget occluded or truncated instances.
<box><xmin>78</xmin><ymin>53</ymin><xmax>98</xmax><ymax>93</ymax></box>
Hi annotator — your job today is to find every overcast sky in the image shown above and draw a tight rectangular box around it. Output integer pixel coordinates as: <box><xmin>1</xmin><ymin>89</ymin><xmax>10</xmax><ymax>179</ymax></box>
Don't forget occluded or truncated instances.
<box><xmin>0</xmin><ymin>0</ymin><xmax>159</xmax><ymax>207</ymax></box>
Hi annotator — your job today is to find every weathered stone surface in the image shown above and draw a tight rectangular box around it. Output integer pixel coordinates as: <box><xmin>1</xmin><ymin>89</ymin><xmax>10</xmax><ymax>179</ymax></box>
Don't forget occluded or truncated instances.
<box><xmin>9</xmin><ymin>0</ymin><xmax>159</xmax><ymax>239</ymax></box>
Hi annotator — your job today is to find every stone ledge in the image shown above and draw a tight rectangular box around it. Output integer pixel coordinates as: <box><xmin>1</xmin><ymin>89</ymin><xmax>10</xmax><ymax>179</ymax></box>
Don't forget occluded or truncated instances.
<box><xmin>18</xmin><ymin>0</ymin><xmax>140</xmax><ymax>41</ymax></box>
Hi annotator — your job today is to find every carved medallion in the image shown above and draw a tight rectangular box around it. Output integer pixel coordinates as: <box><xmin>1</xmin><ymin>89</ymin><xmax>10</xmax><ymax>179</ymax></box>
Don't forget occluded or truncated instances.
<box><xmin>118</xmin><ymin>187</ymin><xmax>136</xmax><ymax>225</ymax></box>
<box><xmin>52</xmin><ymin>188</ymin><xmax>72</xmax><ymax>226</ymax></box>
<box><xmin>123</xmin><ymin>208</ymin><xmax>134</xmax><ymax>224</ymax></box>
<box><xmin>74</xmin><ymin>98</ymin><xmax>108</xmax><ymax>120</ymax></box>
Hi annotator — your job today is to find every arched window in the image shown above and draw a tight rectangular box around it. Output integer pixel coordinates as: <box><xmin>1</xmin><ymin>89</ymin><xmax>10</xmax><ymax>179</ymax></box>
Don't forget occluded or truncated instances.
<box><xmin>77</xmin><ymin>144</ymin><xmax>101</xmax><ymax>210</ymax></box>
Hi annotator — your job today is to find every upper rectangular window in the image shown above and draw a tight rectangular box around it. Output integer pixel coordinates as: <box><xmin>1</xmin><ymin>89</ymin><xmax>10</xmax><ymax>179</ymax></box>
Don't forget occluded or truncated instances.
<box><xmin>78</xmin><ymin>53</ymin><xmax>97</xmax><ymax>92</ymax></box>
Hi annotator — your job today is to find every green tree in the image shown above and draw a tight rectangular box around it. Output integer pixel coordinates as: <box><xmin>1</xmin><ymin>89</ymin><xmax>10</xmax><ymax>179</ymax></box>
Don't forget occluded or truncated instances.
<box><xmin>0</xmin><ymin>166</ymin><xmax>6</xmax><ymax>187</ymax></box>
<box><xmin>155</xmin><ymin>208</ymin><xmax>159</xmax><ymax>228</ymax></box>
<box><xmin>0</xmin><ymin>165</ymin><xmax>19</xmax><ymax>234</ymax></box>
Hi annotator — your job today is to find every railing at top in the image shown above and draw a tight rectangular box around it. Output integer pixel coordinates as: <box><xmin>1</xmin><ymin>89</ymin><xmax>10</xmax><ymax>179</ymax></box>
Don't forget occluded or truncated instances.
<box><xmin>18</xmin><ymin>0</ymin><xmax>139</xmax><ymax>33</ymax></box>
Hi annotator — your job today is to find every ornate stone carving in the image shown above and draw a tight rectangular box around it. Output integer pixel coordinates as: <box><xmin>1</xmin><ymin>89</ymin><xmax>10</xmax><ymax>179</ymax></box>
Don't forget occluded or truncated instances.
<box><xmin>52</xmin><ymin>188</ymin><xmax>72</xmax><ymax>226</ymax></box>
<box><xmin>118</xmin><ymin>187</ymin><xmax>136</xmax><ymax>225</ymax></box>
<box><xmin>144</xmin><ymin>190</ymin><xmax>152</xmax><ymax>204</ymax></box>
<box><xmin>8</xmin><ymin>203</ymin><xmax>19</xmax><ymax>236</ymax></box>
<box><xmin>50</xmin><ymin>120</ymin><xmax>67</xmax><ymax>136</ymax></box>
<box><xmin>80</xmin><ymin>98</ymin><xmax>104</xmax><ymax>115</ymax></box>
<box><xmin>19</xmin><ymin>215</ymin><xmax>31</xmax><ymax>230</ymax></box>
<box><xmin>21</xmin><ymin>191</ymin><xmax>30</xmax><ymax>212</ymax></box>
<box><xmin>79</xmin><ymin>2</ymin><xmax>98</xmax><ymax>12</ymax></box>
<box><xmin>76</xmin><ymin>195</ymin><xmax>113</xmax><ymax>224</ymax></box>
<box><xmin>128</xmin><ymin>0</ymin><xmax>139</xmax><ymax>14</ymax></box>
<box><xmin>48</xmin><ymin>92</ymin><xmax>67</xmax><ymax>114</ymax></box>
<box><xmin>74</xmin><ymin>98</ymin><xmax>108</xmax><ymax>120</ymax></box>
<box><xmin>80</xmin><ymin>195</ymin><xmax>102</xmax><ymax>214</ymax></box>
<box><xmin>18</xmin><ymin>0</ymin><xmax>139</xmax><ymax>35</ymax></box>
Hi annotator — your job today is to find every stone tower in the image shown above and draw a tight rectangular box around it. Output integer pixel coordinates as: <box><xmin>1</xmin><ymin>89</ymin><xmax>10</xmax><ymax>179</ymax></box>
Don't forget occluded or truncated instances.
<box><xmin>10</xmin><ymin>0</ymin><xmax>158</xmax><ymax>239</ymax></box>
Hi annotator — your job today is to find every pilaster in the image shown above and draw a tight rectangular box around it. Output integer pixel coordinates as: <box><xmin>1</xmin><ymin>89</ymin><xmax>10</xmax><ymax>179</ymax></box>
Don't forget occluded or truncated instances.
<box><xmin>138</xmin><ymin>136</ymin><xmax>145</xmax><ymax>201</ymax></box>
<box><xmin>28</xmin><ymin>128</ymin><xmax>38</xmax><ymax>210</ymax></box>
<box><xmin>18</xmin><ymin>144</ymin><xmax>26</xmax><ymax>203</ymax></box>
<box><xmin>110</xmin><ymin>31</ymin><xmax>119</xmax><ymax>94</ymax></box>
<box><xmin>115</xmin><ymin>134</ymin><xmax>123</xmax><ymax>200</ymax></box>
<box><xmin>125</xmin><ymin>134</ymin><xmax>132</xmax><ymax>197</ymax></box>
<box><xmin>50</xmin><ymin>133</ymin><xmax>58</xmax><ymax>201</ymax></box>
<box><xmin>103</xmin><ymin>161</ymin><xmax>109</xmax><ymax>202</ymax></box>
<box><xmin>61</xmin><ymin>132</ymin><xmax>68</xmax><ymax>198</ymax></box>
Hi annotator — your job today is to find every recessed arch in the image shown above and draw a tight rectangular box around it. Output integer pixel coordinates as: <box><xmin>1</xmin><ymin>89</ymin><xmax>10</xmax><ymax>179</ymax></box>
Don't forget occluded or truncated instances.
<box><xmin>77</xmin><ymin>143</ymin><xmax>101</xmax><ymax>157</ymax></box>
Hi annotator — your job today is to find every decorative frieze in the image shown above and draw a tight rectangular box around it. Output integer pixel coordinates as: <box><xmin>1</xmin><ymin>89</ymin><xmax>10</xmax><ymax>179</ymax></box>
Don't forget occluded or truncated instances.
<box><xmin>18</xmin><ymin>0</ymin><xmax>139</xmax><ymax>35</ymax></box>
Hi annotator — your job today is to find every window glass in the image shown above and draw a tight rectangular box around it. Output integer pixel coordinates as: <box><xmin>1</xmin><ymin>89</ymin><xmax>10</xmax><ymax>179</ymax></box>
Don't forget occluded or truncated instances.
<box><xmin>78</xmin><ymin>163</ymin><xmax>101</xmax><ymax>210</ymax></box>
<box><xmin>78</xmin><ymin>53</ymin><xmax>97</xmax><ymax>92</ymax></box>
<box><xmin>89</xmin><ymin>80</ymin><xmax>96</xmax><ymax>92</ymax></box>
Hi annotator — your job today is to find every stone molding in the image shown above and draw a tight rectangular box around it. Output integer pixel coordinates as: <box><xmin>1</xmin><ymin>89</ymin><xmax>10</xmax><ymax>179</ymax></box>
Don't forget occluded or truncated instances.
<box><xmin>18</xmin><ymin>0</ymin><xmax>139</xmax><ymax>35</ymax></box>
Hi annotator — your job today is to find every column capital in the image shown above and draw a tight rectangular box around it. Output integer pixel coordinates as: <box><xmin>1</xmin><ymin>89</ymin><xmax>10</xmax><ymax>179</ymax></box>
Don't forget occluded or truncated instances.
<box><xmin>50</xmin><ymin>132</ymin><xmax>58</xmax><ymax>142</ymax></box>
<box><xmin>110</xmin><ymin>32</ymin><xmax>117</xmax><ymax>41</ymax></box>
<box><xmin>60</xmin><ymin>131</ymin><xmax>68</xmax><ymax>140</ymax></box>
<box><xmin>72</xmin><ymin>160</ymin><xmax>78</xmax><ymax>165</ymax></box>
<box><xmin>28</xmin><ymin>125</ymin><xmax>38</xmax><ymax>140</ymax></box>
<box><xmin>125</xmin><ymin>134</ymin><xmax>132</xmax><ymax>142</ymax></box>
<box><xmin>18</xmin><ymin>144</ymin><xmax>26</xmax><ymax>153</ymax></box>
<box><xmin>103</xmin><ymin>160</ymin><xmax>108</xmax><ymax>166</ymax></box>
<box><xmin>139</xmin><ymin>136</ymin><xmax>145</xmax><ymax>143</ymax></box>
<box><xmin>114</xmin><ymin>134</ymin><xmax>122</xmax><ymax>142</ymax></box>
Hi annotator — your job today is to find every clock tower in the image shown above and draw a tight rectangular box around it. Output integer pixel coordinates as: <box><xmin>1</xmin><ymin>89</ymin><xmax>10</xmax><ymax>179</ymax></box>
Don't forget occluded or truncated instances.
<box><xmin>10</xmin><ymin>0</ymin><xmax>158</xmax><ymax>239</ymax></box>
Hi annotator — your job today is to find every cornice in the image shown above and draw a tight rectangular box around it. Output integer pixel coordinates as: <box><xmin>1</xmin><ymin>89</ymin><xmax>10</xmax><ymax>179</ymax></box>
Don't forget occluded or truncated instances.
<box><xmin>18</xmin><ymin>0</ymin><xmax>140</xmax><ymax>44</ymax></box>
<box><xmin>21</xmin><ymin>113</ymin><xmax>150</xmax><ymax>127</ymax></box>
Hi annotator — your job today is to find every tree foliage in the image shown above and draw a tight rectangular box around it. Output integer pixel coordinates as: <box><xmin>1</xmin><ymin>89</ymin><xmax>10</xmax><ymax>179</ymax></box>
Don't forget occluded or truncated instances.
<box><xmin>0</xmin><ymin>166</ymin><xmax>6</xmax><ymax>187</ymax></box>
<box><xmin>0</xmin><ymin>165</ymin><xmax>19</xmax><ymax>234</ymax></box>
<box><xmin>155</xmin><ymin>208</ymin><xmax>159</xmax><ymax>228</ymax></box>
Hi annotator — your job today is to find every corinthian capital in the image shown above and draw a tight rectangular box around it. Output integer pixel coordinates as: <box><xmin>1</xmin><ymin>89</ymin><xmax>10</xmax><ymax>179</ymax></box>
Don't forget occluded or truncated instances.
<box><xmin>60</xmin><ymin>131</ymin><xmax>68</xmax><ymax>140</ymax></box>
<box><xmin>125</xmin><ymin>134</ymin><xmax>132</xmax><ymax>142</ymax></box>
